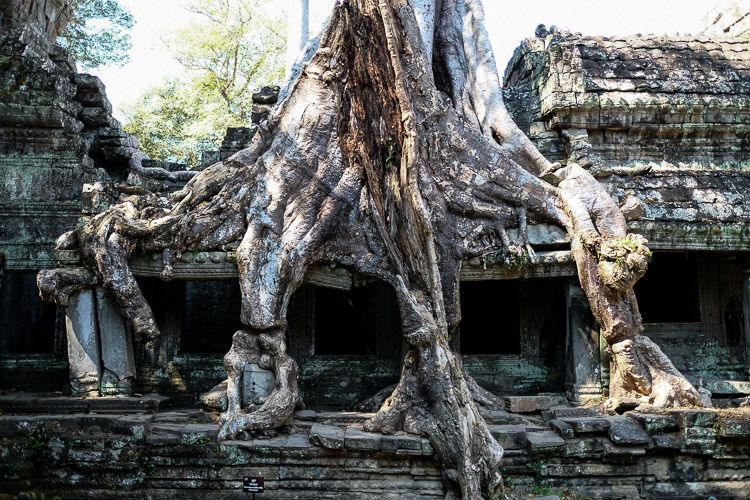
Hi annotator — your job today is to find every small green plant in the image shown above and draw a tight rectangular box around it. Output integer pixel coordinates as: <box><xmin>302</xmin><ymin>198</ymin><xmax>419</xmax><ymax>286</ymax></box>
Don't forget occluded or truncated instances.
<box><xmin>143</xmin><ymin>459</ymin><xmax>156</xmax><ymax>475</ymax></box>
<box><xmin>383</xmin><ymin>140</ymin><xmax>396</xmax><ymax>170</ymax></box>
<box><xmin>528</xmin><ymin>482</ymin><xmax>555</xmax><ymax>496</ymax></box>
<box><xmin>526</xmin><ymin>458</ymin><xmax>543</xmax><ymax>476</ymax></box>
<box><xmin>25</xmin><ymin>431</ymin><xmax>48</xmax><ymax>450</ymax></box>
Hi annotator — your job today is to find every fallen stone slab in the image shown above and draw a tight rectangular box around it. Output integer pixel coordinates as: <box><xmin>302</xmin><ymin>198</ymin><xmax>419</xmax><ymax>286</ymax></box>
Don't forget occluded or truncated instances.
<box><xmin>200</xmin><ymin>380</ymin><xmax>228</xmax><ymax>413</ymax></box>
<box><xmin>606</xmin><ymin>416</ymin><xmax>652</xmax><ymax>445</ymax></box>
<box><xmin>344</xmin><ymin>425</ymin><xmax>382</xmax><ymax>451</ymax></box>
<box><xmin>488</xmin><ymin>425</ymin><xmax>527</xmax><ymax>450</ymax></box>
<box><xmin>309</xmin><ymin>423</ymin><xmax>345</xmax><ymax>449</ymax></box>
<box><xmin>526</xmin><ymin>431</ymin><xmax>565</xmax><ymax>454</ymax></box>
<box><xmin>561</xmin><ymin>417</ymin><xmax>610</xmax><ymax>434</ymax></box>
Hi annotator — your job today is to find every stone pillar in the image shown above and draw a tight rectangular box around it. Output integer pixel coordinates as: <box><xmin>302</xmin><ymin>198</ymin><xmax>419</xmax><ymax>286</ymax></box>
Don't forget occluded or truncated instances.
<box><xmin>743</xmin><ymin>267</ymin><xmax>750</xmax><ymax>377</ymax></box>
<box><xmin>65</xmin><ymin>289</ymin><xmax>101</xmax><ymax>395</ymax></box>
<box><xmin>96</xmin><ymin>287</ymin><xmax>136</xmax><ymax>396</ymax></box>
<box><xmin>242</xmin><ymin>364</ymin><xmax>275</xmax><ymax>407</ymax></box>
<box><xmin>565</xmin><ymin>278</ymin><xmax>602</xmax><ymax>403</ymax></box>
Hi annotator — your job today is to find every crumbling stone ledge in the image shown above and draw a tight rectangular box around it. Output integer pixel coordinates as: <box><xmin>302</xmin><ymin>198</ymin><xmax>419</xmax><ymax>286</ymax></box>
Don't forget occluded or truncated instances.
<box><xmin>1</xmin><ymin>400</ymin><xmax>749</xmax><ymax>499</ymax></box>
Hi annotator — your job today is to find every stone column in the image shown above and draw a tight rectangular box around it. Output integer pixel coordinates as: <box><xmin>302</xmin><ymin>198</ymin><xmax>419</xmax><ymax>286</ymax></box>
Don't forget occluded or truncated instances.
<box><xmin>65</xmin><ymin>289</ymin><xmax>101</xmax><ymax>395</ymax></box>
<box><xmin>744</xmin><ymin>267</ymin><xmax>750</xmax><ymax>377</ymax></box>
<box><xmin>96</xmin><ymin>287</ymin><xmax>136</xmax><ymax>396</ymax></box>
<box><xmin>565</xmin><ymin>278</ymin><xmax>602</xmax><ymax>403</ymax></box>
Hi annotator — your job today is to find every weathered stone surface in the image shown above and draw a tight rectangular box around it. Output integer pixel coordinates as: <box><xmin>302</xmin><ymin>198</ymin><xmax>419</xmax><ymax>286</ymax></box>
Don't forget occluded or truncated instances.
<box><xmin>344</xmin><ymin>425</ymin><xmax>382</xmax><ymax>451</ymax></box>
<box><xmin>626</xmin><ymin>411</ymin><xmax>679</xmax><ymax>435</ymax></box>
<box><xmin>309</xmin><ymin>423</ymin><xmax>345</xmax><ymax>449</ymax></box>
<box><xmin>717</xmin><ymin>418</ymin><xmax>750</xmax><ymax>437</ymax></box>
<box><xmin>550</xmin><ymin>407</ymin><xmax>597</xmax><ymax>419</ymax></box>
<box><xmin>606</xmin><ymin>416</ymin><xmax>652</xmax><ymax>445</ymax></box>
<box><xmin>200</xmin><ymin>380</ymin><xmax>228</xmax><ymax>412</ymax></box>
<box><xmin>682</xmin><ymin>426</ymin><xmax>718</xmax><ymax>455</ymax></box>
<box><xmin>548</xmin><ymin>419</ymin><xmax>574</xmax><ymax>439</ymax></box>
<box><xmin>507</xmin><ymin>395</ymin><xmax>566</xmax><ymax>413</ymax></box>
<box><xmin>526</xmin><ymin>431</ymin><xmax>565</xmax><ymax>454</ymax></box>
<box><xmin>561</xmin><ymin>417</ymin><xmax>610</xmax><ymax>434</ymax></box>
<box><xmin>563</xmin><ymin>437</ymin><xmax>603</xmax><ymax>458</ymax></box>
<box><xmin>381</xmin><ymin>433</ymin><xmax>423</xmax><ymax>454</ymax></box>
<box><xmin>488</xmin><ymin>425</ymin><xmax>528</xmax><ymax>450</ymax></box>
<box><xmin>602</xmin><ymin>438</ymin><xmax>646</xmax><ymax>457</ymax></box>
<box><xmin>670</xmin><ymin>409</ymin><xmax>718</xmax><ymax>428</ymax></box>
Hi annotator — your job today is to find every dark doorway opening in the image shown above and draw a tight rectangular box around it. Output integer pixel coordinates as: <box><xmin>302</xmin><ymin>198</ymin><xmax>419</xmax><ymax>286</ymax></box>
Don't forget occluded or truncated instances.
<box><xmin>183</xmin><ymin>281</ymin><xmax>244</xmax><ymax>353</ymax></box>
<box><xmin>314</xmin><ymin>280</ymin><xmax>401</xmax><ymax>355</ymax></box>
<box><xmin>634</xmin><ymin>252</ymin><xmax>700</xmax><ymax>323</ymax></box>
<box><xmin>0</xmin><ymin>271</ymin><xmax>56</xmax><ymax>353</ymax></box>
<box><xmin>459</xmin><ymin>280</ymin><xmax>522</xmax><ymax>355</ymax></box>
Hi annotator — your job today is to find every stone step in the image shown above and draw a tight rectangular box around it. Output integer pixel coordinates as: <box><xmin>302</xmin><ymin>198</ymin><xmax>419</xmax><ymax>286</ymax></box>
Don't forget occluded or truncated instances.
<box><xmin>0</xmin><ymin>393</ymin><xmax>168</xmax><ymax>414</ymax></box>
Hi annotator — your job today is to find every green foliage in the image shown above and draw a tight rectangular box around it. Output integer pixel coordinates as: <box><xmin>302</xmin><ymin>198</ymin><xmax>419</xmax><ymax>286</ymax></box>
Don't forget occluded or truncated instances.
<box><xmin>123</xmin><ymin>79</ymin><xmax>228</xmax><ymax>166</ymax></box>
<box><xmin>25</xmin><ymin>431</ymin><xmax>48</xmax><ymax>450</ymax></box>
<box><xmin>58</xmin><ymin>0</ymin><xmax>134</xmax><ymax>69</ymax></box>
<box><xmin>123</xmin><ymin>0</ymin><xmax>285</xmax><ymax>165</ymax></box>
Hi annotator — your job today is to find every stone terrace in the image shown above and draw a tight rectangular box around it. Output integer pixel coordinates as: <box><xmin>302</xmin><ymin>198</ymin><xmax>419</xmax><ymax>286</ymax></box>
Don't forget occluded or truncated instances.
<box><xmin>1</xmin><ymin>394</ymin><xmax>750</xmax><ymax>499</ymax></box>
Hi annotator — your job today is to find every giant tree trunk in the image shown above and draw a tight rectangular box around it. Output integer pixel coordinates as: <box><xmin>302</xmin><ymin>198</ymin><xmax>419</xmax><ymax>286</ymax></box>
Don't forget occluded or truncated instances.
<box><xmin>38</xmin><ymin>0</ymin><xmax>705</xmax><ymax>497</ymax></box>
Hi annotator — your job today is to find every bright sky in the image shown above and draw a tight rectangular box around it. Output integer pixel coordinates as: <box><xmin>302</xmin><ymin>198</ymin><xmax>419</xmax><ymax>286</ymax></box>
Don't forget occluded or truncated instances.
<box><xmin>93</xmin><ymin>0</ymin><xmax>711</xmax><ymax>119</ymax></box>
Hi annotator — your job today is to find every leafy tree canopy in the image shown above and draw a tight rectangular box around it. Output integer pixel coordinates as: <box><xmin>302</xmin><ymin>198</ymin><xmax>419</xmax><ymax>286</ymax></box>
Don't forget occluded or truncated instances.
<box><xmin>123</xmin><ymin>0</ymin><xmax>286</xmax><ymax>166</ymax></box>
<box><xmin>58</xmin><ymin>0</ymin><xmax>135</xmax><ymax>69</ymax></box>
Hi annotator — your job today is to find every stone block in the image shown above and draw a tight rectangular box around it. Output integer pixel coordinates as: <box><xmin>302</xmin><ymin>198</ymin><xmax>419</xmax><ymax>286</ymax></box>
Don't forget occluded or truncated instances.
<box><xmin>241</xmin><ymin>363</ymin><xmax>275</xmax><ymax>407</ymax></box>
<box><xmin>344</xmin><ymin>425</ymin><xmax>382</xmax><ymax>451</ymax></box>
<box><xmin>382</xmin><ymin>433</ymin><xmax>422</xmax><ymax>454</ymax></box>
<box><xmin>550</xmin><ymin>407</ymin><xmax>596</xmax><ymax>419</ymax></box>
<box><xmin>285</xmin><ymin>433</ymin><xmax>311</xmax><ymax>449</ymax></box>
<box><xmin>626</xmin><ymin>411</ymin><xmax>678</xmax><ymax>435</ymax></box>
<box><xmin>606</xmin><ymin>416</ymin><xmax>652</xmax><ymax>445</ymax></box>
<box><xmin>488</xmin><ymin>425</ymin><xmax>528</xmax><ymax>450</ymax></box>
<box><xmin>506</xmin><ymin>395</ymin><xmax>566</xmax><ymax>413</ymax></box>
<box><xmin>548</xmin><ymin>419</ymin><xmax>574</xmax><ymax>439</ymax></box>
<box><xmin>309</xmin><ymin>423</ymin><xmax>345</xmax><ymax>449</ymax></box>
<box><xmin>293</xmin><ymin>409</ymin><xmax>316</xmax><ymax>421</ymax></box>
<box><xmin>526</xmin><ymin>431</ymin><xmax>565</xmax><ymax>454</ymax></box>
<box><xmin>681</xmin><ymin>427</ymin><xmax>717</xmax><ymax>455</ymax></box>
<box><xmin>65</xmin><ymin>289</ymin><xmax>101</xmax><ymax>395</ymax></box>
<box><xmin>717</xmin><ymin>419</ymin><xmax>750</xmax><ymax>437</ymax></box>
<box><xmin>602</xmin><ymin>438</ymin><xmax>646</xmax><ymax>457</ymax></box>
<box><xmin>669</xmin><ymin>409</ymin><xmax>717</xmax><ymax>428</ymax></box>
<box><xmin>420</xmin><ymin>438</ymin><xmax>434</xmax><ymax>455</ymax></box>
<box><xmin>561</xmin><ymin>417</ymin><xmax>610</xmax><ymax>434</ymax></box>
<box><xmin>79</xmin><ymin>106</ymin><xmax>117</xmax><ymax>127</ymax></box>
<box><xmin>564</xmin><ymin>437</ymin><xmax>603</xmax><ymax>457</ymax></box>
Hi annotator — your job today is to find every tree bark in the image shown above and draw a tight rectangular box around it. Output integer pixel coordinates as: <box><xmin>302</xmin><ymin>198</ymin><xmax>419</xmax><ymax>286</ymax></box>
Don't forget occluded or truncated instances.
<box><xmin>38</xmin><ymin>0</ymin><xmax>705</xmax><ymax>497</ymax></box>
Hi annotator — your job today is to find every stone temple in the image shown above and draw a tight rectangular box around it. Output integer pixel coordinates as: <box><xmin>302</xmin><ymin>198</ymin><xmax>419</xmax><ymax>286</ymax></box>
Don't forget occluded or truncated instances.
<box><xmin>1</xmin><ymin>0</ymin><xmax>750</xmax><ymax>498</ymax></box>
